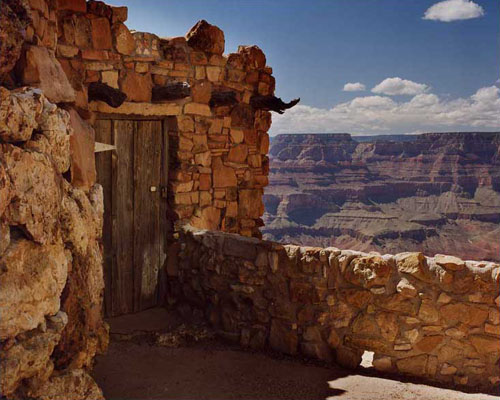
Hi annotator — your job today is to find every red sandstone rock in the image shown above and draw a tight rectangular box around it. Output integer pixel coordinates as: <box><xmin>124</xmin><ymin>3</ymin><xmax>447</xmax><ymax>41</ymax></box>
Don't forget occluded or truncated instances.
<box><xmin>111</xmin><ymin>6</ymin><xmax>128</xmax><ymax>23</ymax></box>
<box><xmin>56</xmin><ymin>0</ymin><xmax>86</xmax><ymax>12</ymax></box>
<box><xmin>87</xmin><ymin>0</ymin><xmax>113</xmax><ymax>18</ymax></box>
<box><xmin>186</xmin><ymin>20</ymin><xmax>225</xmax><ymax>55</ymax></box>
<box><xmin>238</xmin><ymin>45</ymin><xmax>266</xmax><ymax>69</ymax></box>
<box><xmin>0</xmin><ymin>0</ymin><xmax>30</xmax><ymax>78</ymax></box>
<box><xmin>68</xmin><ymin>108</ymin><xmax>96</xmax><ymax>190</ymax></box>
<box><xmin>120</xmin><ymin>71</ymin><xmax>152</xmax><ymax>102</ymax></box>
<box><xmin>191</xmin><ymin>81</ymin><xmax>212</xmax><ymax>104</ymax></box>
<box><xmin>212</xmin><ymin>157</ymin><xmax>237</xmax><ymax>188</ymax></box>
<box><xmin>113</xmin><ymin>22</ymin><xmax>135</xmax><ymax>55</ymax></box>
<box><xmin>238</xmin><ymin>189</ymin><xmax>264</xmax><ymax>219</ymax></box>
<box><xmin>17</xmin><ymin>46</ymin><xmax>76</xmax><ymax>103</ymax></box>
<box><xmin>91</xmin><ymin>17</ymin><xmax>112</xmax><ymax>50</ymax></box>
<box><xmin>228</xmin><ymin>144</ymin><xmax>248</xmax><ymax>163</ymax></box>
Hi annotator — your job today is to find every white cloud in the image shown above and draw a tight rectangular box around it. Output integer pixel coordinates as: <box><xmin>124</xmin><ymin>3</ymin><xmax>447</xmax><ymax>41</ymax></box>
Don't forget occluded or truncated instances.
<box><xmin>343</xmin><ymin>82</ymin><xmax>366</xmax><ymax>92</ymax></box>
<box><xmin>372</xmin><ymin>77</ymin><xmax>430</xmax><ymax>96</ymax></box>
<box><xmin>423</xmin><ymin>0</ymin><xmax>484</xmax><ymax>22</ymax></box>
<box><xmin>271</xmin><ymin>86</ymin><xmax>500</xmax><ymax>135</ymax></box>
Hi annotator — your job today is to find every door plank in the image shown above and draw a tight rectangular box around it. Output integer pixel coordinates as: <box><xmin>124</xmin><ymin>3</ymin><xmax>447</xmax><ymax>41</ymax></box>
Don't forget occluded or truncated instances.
<box><xmin>133</xmin><ymin>120</ymin><xmax>162</xmax><ymax>311</ymax></box>
<box><xmin>112</xmin><ymin>120</ymin><xmax>135</xmax><ymax>315</ymax></box>
<box><xmin>94</xmin><ymin>119</ymin><xmax>113</xmax><ymax>317</ymax></box>
<box><xmin>157</xmin><ymin>120</ymin><xmax>170</xmax><ymax>305</ymax></box>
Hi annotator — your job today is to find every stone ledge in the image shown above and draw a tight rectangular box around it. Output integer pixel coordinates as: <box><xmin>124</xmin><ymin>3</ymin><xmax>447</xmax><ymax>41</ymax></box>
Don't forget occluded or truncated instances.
<box><xmin>89</xmin><ymin>100</ymin><xmax>181</xmax><ymax>116</ymax></box>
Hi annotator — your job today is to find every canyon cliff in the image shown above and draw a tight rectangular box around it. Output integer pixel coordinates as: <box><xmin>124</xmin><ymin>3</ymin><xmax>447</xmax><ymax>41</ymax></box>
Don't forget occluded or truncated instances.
<box><xmin>263</xmin><ymin>133</ymin><xmax>500</xmax><ymax>262</ymax></box>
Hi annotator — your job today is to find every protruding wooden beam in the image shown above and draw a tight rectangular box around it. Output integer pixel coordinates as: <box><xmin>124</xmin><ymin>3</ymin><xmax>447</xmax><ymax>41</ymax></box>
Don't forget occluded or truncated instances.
<box><xmin>88</xmin><ymin>82</ymin><xmax>127</xmax><ymax>108</ymax></box>
<box><xmin>94</xmin><ymin>142</ymin><xmax>116</xmax><ymax>153</ymax></box>
<box><xmin>209</xmin><ymin>91</ymin><xmax>238</xmax><ymax>108</ymax></box>
<box><xmin>250</xmin><ymin>95</ymin><xmax>300</xmax><ymax>114</ymax></box>
<box><xmin>152</xmin><ymin>82</ymin><xmax>190</xmax><ymax>102</ymax></box>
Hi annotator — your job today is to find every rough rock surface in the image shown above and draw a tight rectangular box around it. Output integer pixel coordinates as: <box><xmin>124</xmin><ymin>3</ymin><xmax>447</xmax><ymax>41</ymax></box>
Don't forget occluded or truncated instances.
<box><xmin>186</xmin><ymin>20</ymin><xmax>225</xmax><ymax>55</ymax></box>
<box><xmin>173</xmin><ymin>227</ymin><xmax>500</xmax><ymax>392</ymax></box>
<box><xmin>263</xmin><ymin>133</ymin><xmax>500</xmax><ymax>262</ymax></box>
<box><xmin>0</xmin><ymin>239</ymin><xmax>69</xmax><ymax>339</ymax></box>
<box><xmin>0</xmin><ymin>0</ymin><xmax>30</xmax><ymax>79</ymax></box>
<box><xmin>17</xmin><ymin>46</ymin><xmax>76</xmax><ymax>103</ymax></box>
<box><xmin>0</xmin><ymin>87</ymin><xmax>106</xmax><ymax>399</ymax></box>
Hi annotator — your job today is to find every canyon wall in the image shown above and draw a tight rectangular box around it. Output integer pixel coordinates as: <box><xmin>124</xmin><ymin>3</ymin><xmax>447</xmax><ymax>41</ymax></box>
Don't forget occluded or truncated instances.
<box><xmin>172</xmin><ymin>227</ymin><xmax>500</xmax><ymax>392</ymax></box>
<box><xmin>263</xmin><ymin>133</ymin><xmax>500</xmax><ymax>261</ymax></box>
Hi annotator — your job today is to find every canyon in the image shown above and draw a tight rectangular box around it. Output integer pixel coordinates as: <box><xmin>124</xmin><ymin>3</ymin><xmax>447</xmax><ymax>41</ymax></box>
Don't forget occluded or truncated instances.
<box><xmin>263</xmin><ymin>132</ymin><xmax>500</xmax><ymax>262</ymax></box>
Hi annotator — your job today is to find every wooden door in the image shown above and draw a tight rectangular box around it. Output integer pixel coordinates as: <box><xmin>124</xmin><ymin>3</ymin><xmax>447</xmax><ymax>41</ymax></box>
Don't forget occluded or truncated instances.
<box><xmin>95</xmin><ymin>119</ymin><xmax>168</xmax><ymax>316</ymax></box>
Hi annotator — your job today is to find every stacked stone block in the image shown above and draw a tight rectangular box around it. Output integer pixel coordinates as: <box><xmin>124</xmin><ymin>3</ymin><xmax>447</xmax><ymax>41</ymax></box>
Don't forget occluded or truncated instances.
<box><xmin>14</xmin><ymin>0</ymin><xmax>274</xmax><ymax>238</ymax></box>
<box><xmin>173</xmin><ymin>227</ymin><xmax>500</xmax><ymax>392</ymax></box>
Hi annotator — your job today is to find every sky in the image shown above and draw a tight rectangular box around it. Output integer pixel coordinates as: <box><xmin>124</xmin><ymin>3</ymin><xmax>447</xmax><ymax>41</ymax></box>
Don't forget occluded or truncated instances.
<box><xmin>110</xmin><ymin>0</ymin><xmax>500</xmax><ymax>135</ymax></box>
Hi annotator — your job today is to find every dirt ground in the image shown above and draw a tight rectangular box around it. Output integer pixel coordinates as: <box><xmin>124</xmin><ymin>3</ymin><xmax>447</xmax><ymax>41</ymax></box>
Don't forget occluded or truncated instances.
<box><xmin>93</xmin><ymin>309</ymin><xmax>497</xmax><ymax>400</ymax></box>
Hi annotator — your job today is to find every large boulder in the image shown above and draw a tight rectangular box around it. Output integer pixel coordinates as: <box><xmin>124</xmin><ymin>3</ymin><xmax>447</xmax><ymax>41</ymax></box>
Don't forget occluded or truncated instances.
<box><xmin>0</xmin><ymin>312</ymin><xmax>67</xmax><ymax>398</ymax></box>
<box><xmin>1</xmin><ymin>144</ymin><xmax>64</xmax><ymax>244</ymax></box>
<box><xmin>0</xmin><ymin>87</ymin><xmax>43</xmax><ymax>142</ymax></box>
<box><xmin>54</xmin><ymin>183</ymin><xmax>107</xmax><ymax>370</ymax></box>
<box><xmin>186</xmin><ymin>20</ymin><xmax>225</xmax><ymax>55</ymax></box>
<box><xmin>0</xmin><ymin>239</ymin><xmax>69</xmax><ymax>339</ymax></box>
<box><xmin>16</xmin><ymin>46</ymin><xmax>76</xmax><ymax>104</ymax></box>
<box><xmin>25</xmin><ymin>97</ymin><xmax>71</xmax><ymax>174</ymax></box>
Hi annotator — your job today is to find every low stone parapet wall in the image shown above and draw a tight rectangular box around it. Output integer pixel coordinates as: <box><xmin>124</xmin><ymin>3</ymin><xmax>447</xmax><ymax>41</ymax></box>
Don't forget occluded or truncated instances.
<box><xmin>171</xmin><ymin>227</ymin><xmax>500</xmax><ymax>392</ymax></box>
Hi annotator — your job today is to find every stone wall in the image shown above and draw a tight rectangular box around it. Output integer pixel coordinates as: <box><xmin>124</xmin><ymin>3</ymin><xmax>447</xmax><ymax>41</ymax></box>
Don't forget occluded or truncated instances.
<box><xmin>172</xmin><ymin>227</ymin><xmax>500</xmax><ymax>392</ymax></box>
<box><xmin>14</xmin><ymin>0</ymin><xmax>274</xmax><ymax>238</ymax></box>
<box><xmin>1</xmin><ymin>2</ymin><xmax>108</xmax><ymax>398</ymax></box>
<box><xmin>0</xmin><ymin>88</ymin><xmax>107</xmax><ymax>398</ymax></box>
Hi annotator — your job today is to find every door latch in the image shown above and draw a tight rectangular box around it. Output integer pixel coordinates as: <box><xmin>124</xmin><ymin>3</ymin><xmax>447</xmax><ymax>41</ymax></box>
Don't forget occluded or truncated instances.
<box><xmin>161</xmin><ymin>186</ymin><xmax>168</xmax><ymax>199</ymax></box>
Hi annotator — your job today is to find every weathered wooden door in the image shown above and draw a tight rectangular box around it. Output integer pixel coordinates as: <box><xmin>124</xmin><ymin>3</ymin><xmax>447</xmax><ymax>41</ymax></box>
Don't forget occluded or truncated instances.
<box><xmin>95</xmin><ymin>119</ymin><xmax>168</xmax><ymax>317</ymax></box>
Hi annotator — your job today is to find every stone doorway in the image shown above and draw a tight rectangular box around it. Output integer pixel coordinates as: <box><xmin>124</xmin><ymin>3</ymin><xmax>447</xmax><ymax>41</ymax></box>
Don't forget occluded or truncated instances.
<box><xmin>94</xmin><ymin>119</ymin><xmax>169</xmax><ymax>317</ymax></box>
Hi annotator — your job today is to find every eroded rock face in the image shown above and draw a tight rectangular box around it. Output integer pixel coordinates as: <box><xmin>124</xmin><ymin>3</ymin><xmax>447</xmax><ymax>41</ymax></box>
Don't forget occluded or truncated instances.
<box><xmin>0</xmin><ymin>87</ymin><xmax>106</xmax><ymax>398</ymax></box>
<box><xmin>0</xmin><ymin>0</ymin><xmax>30</xmax><ymax>79</ymax></box>
<box><xmin>263</xmin><ymin>133</ymin><xmax>500</xmax><ymax>262</ymax></box>
<box><xmin>26</xmin><ymin>368</ymin><xmax>105</xmax><ymax>400</ymax></box>
<box><xmin>0</xmin><ymin>312</ymin><xmax>67</xmax><ymax>398</ymax></box>
<box><xmin>0</xmin><ymin>87</ymin><xmax>43</xmax><ymax>142</ymax></box>
<box><xmin>1</xmin><ymin>144</ymin><xmax>64</xmax><ymax>244</ymax></box>
<box><xmin>0</xmin><ymin>239</ymin><xmax>69</xmax><ymax>339</ymax></box>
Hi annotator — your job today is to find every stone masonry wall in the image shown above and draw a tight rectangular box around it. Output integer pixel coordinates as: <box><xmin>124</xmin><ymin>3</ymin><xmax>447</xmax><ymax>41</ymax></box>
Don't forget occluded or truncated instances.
<box><xmin>15</xmin><ymin>0</ymin><xmax>273</xmax><ymax>238</ymax></box>
<box><xmin>1</xmin><ymin>1</ymin><xmax>108</xmax><ymax>398</ymax></box>
<box><xmin>172</xmin><ymin>227</ymin><xmax>500</xmax><ymax>393</ymax></box>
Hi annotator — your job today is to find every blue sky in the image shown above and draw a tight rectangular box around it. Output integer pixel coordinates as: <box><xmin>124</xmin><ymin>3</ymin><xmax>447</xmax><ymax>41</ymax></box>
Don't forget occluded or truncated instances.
<box><xmin>111</xmin><ymin>0</ymin><xmax>500</xmax><ymax>135</ymax></box>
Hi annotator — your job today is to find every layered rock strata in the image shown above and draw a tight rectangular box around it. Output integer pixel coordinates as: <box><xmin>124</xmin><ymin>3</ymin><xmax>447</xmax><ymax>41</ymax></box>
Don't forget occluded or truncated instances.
<box><xmin>264</xmin><ymin>133</ymin><xmax>500</xmax><ymax>261</ymax></box>
<box><xmin>172</xmin><ymin>227</ymin><xmax>500</xmax><ymax>392</ymax></box>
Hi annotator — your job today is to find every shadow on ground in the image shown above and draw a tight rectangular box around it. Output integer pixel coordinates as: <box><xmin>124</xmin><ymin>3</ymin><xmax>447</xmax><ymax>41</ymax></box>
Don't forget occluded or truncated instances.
<box><xmin>92</xmin><ymin>309</ymin><xmax>498</xmax><ymax>400</ymax></box>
